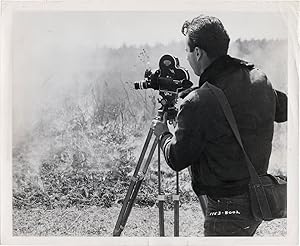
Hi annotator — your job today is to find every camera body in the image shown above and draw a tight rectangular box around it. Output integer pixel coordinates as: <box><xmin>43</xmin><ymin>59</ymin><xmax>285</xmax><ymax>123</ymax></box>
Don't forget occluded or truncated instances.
<box><xmin>134</xmin><ymin>54</ymin><xmax>192</xmax><ymax>93</ymax></box>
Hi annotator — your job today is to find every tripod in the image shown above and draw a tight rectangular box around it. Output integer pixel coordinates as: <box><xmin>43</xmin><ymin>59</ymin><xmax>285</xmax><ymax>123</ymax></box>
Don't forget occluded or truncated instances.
<box><xmin>113</xmin><ymin>101</ymin><xmax>180</xmax><ymax>237</ymax></box>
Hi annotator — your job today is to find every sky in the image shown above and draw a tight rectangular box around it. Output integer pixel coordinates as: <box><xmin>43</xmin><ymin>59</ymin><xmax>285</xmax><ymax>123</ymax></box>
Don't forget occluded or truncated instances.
<box><xmin>13</xmin><ymin>11</ymin><xmax>287</xmax><ymax>49</ymax></box>
<box><xmin>11</xmin><ymin>11</ymin><xmax>288</xmax><ymax>140</ymax></box>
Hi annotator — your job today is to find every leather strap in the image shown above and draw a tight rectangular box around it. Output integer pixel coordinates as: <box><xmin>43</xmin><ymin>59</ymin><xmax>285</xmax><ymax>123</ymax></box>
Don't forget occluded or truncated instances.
<box><xmin>206</xmin><ymin>82</ymin><xmax>272</xmax><ymax>220</ymax></box>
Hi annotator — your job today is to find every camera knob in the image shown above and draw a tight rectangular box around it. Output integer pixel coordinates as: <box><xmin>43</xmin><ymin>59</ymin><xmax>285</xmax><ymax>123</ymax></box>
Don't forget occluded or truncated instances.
<box><xmin>160</xmin><ymin>99</ymin><xmax>167</xmax><ymax>106</ymax></box>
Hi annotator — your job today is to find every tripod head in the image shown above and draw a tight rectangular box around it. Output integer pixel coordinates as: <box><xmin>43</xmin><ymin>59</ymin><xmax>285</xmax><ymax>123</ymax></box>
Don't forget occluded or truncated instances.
<box><xmin>155</xmin><ymin>91</ymin><xmax>178</xmax><ymax>124</ymax></box>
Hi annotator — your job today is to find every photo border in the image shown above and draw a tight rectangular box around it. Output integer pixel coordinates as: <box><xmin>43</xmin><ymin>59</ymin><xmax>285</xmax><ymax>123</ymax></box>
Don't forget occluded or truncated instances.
<box><xmin>1</xmin><ymin>0</ymin><xmax>298</xmax><ymax>245</ymax></box>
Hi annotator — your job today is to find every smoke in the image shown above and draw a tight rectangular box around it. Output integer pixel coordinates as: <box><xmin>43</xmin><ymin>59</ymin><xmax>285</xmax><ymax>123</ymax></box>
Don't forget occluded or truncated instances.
<box><xmin>12</xmin><ymin>40</ymin><xmax>109</xmax><ymax>144</ymax></box>
<box><xmin>228</xmin><ymin>39</ymin><xmax>288</xmax><ymax>92</ymax></box>
<box><xmin>12</xmin><ymin>22</ymin><xmax>288</xmax><ymax>174</ymax></box>
<box><xmin>229</xmin><ymin>39</ymin><xmax>288</xmax><ymax>173</ymax></box>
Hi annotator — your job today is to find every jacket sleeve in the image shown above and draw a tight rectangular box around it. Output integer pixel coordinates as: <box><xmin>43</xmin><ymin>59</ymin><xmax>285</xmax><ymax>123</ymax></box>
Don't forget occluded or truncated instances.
<box><xmin>274</xmin><ymin>89</ymin><xmax>287</xmax><ymax>122</ymax></box>
<box><xmin>161</xmin><ymin>99</ymin><xmax>207</xmax><ymax>172</ymax></box>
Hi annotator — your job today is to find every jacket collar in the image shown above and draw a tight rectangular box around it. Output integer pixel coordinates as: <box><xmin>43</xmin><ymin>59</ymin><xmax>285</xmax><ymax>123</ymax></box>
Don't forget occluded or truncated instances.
<box><xmin>198</xmin><ymin>55</ymin><xmax>254</xmax><ymax>87</ymax></box>
<box><xmin>179</xmin><ymin>55</ymin><xmax>254</xmax><ymax>99</ymax></box>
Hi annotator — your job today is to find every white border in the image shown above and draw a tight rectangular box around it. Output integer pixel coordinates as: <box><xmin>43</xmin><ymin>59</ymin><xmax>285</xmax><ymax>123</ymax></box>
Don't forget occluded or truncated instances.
<box><xmin>1</xmin><ymin>0</ymin><xmax>299</xmax><ymax>245</ymax></box>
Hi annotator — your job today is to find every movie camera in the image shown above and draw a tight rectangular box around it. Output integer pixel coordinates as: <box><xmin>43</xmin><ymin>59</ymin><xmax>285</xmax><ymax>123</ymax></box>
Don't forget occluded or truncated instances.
<box><xmin>134</xmin><ymin>54</ymin><xmax>192</xmax><ymax>93</ymax></box>
<box><xmin>133</xmin><ymin>54</ymin><xmax>193</xmax><ymax>121</ymax></box>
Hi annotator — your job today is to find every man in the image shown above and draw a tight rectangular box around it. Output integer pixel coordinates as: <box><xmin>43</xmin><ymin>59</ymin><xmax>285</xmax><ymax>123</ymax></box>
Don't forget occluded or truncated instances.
<box><xmin>152</xmin><ymin>15</ymin><xmax>287</xmax><ymax>236</ymax></box>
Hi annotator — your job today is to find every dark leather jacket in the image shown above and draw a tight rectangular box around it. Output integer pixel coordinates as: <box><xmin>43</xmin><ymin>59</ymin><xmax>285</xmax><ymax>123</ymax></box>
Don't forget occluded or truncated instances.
<box><xmin>161</xmin><ymin>55</ymin><xmax>287</xmax><ymax>198</ymax></box>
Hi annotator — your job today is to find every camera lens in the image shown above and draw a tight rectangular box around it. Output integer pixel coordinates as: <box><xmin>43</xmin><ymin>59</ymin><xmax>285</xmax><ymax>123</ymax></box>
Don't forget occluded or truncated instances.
<box><xmin>134</xmin><ymin>82</ymin><xmax>140</xmax><ymax>90</ymax></box>
<box><xmin>134</xmin><ymin>81</ymin><xmax>148</xmax><ymax>90</ymax></box>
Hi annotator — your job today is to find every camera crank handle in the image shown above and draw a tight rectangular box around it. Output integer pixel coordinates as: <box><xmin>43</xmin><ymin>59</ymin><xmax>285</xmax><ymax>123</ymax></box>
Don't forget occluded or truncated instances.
<box><xmin>155</xmin><ymin>110</ymin><xmax>167</xmax><ymax>123</ymax></box>
<box><xmin>168</xmin><ymin>119</ymin><xmax>176</xmax><ymax>127</ymax></box>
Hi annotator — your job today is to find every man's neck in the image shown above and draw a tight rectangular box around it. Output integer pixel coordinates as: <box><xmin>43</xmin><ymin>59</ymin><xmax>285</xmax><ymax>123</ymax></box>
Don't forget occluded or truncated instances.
<box><xmin>200</xmin><ymin>57</ymin><xmax>217</xmax><ymax>76</ymax></box>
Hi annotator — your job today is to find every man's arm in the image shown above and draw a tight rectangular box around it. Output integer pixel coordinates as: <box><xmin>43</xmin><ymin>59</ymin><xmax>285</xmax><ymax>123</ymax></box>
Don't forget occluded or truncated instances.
<box><xmin>160</xmin><ymin>99</ymin><xmax>207</xmax><ymax>172</ymax></box>
<box><xmin>274</xmin><ymin>89</ymin><xmax>287</xmax><ymax>122</ymax></box>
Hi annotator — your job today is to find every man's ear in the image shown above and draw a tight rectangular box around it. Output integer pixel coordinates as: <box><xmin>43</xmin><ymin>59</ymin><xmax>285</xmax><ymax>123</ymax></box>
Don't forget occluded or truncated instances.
<box><xmin>194</xmin><ymin>47</ymin><xmax>203</xmax><ymax>61</ymax></box>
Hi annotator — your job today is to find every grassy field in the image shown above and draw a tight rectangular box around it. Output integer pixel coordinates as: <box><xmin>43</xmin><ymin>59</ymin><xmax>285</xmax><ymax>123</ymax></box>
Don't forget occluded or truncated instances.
<box><xmin>13</xmin><ymin>202</ymin><xmax>286</xmax><ymax>237</ymax></box>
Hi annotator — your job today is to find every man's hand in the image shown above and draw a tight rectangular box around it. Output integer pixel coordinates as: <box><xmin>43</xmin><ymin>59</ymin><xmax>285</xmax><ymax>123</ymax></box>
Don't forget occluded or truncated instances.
<box><xmin>151</xmin><ymin>119</ymin><xmax>169</xmax><ymax>138</ymax></box>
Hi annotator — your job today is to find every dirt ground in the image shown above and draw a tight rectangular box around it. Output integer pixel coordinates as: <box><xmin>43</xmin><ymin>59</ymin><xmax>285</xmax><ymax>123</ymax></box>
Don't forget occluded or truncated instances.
<box><xmin>13</xmin><ymin>202</ymin><xmax>286</xmax><ymax>237</ymax></box>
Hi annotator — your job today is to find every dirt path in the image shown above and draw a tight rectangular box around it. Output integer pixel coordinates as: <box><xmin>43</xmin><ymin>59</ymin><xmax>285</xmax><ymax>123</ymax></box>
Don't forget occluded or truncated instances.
<box><xmin>13</xmin><ymin>203</ymin><xmax>286</xmax><ymax>237</ymax></box>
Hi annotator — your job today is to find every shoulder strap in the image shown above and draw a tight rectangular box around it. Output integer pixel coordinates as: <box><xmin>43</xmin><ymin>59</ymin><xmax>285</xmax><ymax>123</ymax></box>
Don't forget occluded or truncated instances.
<box><xmin>206</xmin><ymin>82</ymin><xmax>259</xmax><ymax>182</ymax></box>
<box><xmin>206</xmin><ymin>82</ymin><xmax>273</xmax><ymax>219</ymax></box>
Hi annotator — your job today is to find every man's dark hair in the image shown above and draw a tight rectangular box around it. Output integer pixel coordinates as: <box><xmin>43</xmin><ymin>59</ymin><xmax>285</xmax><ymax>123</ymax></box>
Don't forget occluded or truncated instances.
<box><xmin>181</xmin><ymin>15</ymin><xmax>230</xmax><ymax>59</ymax></box>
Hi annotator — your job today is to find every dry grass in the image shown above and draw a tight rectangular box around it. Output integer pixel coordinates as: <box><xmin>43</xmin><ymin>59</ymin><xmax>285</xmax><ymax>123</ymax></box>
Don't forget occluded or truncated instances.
<box><xmin>13</xmin><ymin>202</ymin><xmax>286</xmax><ymax>237</ymax></box>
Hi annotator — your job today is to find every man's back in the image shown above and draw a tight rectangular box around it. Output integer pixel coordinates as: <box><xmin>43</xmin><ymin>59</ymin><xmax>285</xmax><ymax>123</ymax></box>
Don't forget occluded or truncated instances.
<box><xmin>178</xmin><ymin>56</ymin><xmax>277</xmax><ymax>198</ymax></box>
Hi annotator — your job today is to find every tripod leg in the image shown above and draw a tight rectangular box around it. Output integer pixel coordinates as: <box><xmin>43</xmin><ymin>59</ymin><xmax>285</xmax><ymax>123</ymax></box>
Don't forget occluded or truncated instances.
<box><xmin>157</xmin><ymin>140</ymin><xmax>165</xmax><ymax>236</ymax></box>
<box><xmin>120</xmin><ymin>137</ymin><xmax>159</xmax><ymax>232</ymax></box>
<box><xmin>113</xmin><ymin>178</ymin><xmax>139</xmax><ymax>236</ymax></box>
<box><xmin>113</xmin><ymin>130</ymin><xmax>158</xmax><ymax>236</ymax></box>
<box><xmin>113</xmin><ymin>128</ymin><xmax>153</xmax><ymax>236</ymax></box>
<box><xmin>133</xmin><ymin>128</ymin><xmax>154</xmax><ymax>176</ymax></box>
<box><xmin>173</xmin><ymin>172</ymin><xmax>180</xmax><ymax>236</ymax></box>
